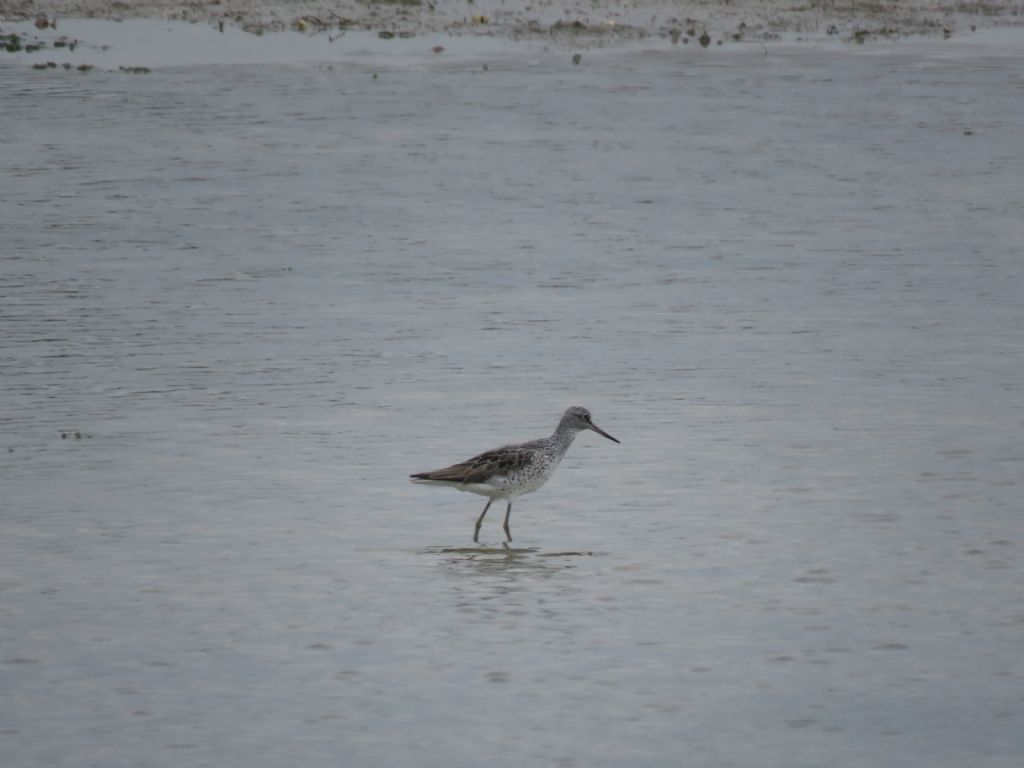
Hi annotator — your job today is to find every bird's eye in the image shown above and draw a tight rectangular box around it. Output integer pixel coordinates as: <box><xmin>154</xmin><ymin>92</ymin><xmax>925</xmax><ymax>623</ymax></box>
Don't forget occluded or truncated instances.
<box><xmin>583</xmin><ymin>414</ymin><xmax>591</xmax><ymax>421</ymax></box>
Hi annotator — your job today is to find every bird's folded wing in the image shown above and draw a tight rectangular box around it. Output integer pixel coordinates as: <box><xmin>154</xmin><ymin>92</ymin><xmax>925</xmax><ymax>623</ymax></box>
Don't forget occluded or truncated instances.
<box><xmin>412</xmin><ymin>447</ymin><xmax>533</xmax><ymax>484</ymax></box>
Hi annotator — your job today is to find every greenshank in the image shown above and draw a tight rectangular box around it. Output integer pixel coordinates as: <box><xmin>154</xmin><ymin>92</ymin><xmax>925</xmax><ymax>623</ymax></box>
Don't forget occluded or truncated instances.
<box><xmin>410</xmin><ymin>406</ymin><xmax>619</xmax><ymax>542</ymax></box>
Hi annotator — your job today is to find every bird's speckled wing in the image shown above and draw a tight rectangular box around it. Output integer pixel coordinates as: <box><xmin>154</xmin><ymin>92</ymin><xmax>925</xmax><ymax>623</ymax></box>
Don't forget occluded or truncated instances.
<box><xmin>410</xmin><ymin>446</ymin><xmax>534</xmax><ymax>484</ymax></box>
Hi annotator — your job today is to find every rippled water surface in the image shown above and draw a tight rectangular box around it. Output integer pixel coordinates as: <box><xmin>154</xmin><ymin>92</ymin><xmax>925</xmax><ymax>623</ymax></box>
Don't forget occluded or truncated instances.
<box><xmin>2</xmin><ymin>29</ymin><xmax>1023</xmax><ymax>768</ymax></box>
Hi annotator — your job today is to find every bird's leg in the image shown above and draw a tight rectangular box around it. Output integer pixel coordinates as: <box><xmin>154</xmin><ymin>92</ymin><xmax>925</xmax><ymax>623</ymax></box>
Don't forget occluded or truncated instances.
<box><xmin>474</xmin><ymin>500</ymin><xmax>492</xmax><ymax>543</ymax></box>
<box><xmin>503</xmin><ymin>502</ymin><xmax>513</xmax><ymax>542</ymax></box>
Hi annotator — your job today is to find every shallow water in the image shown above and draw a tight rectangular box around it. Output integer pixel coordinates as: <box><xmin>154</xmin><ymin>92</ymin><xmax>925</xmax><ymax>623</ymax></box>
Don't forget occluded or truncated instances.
<box><xmin>2</xmin><ymin>27</ymin><xmax>1023</xmax><ymax>768</ymax></box>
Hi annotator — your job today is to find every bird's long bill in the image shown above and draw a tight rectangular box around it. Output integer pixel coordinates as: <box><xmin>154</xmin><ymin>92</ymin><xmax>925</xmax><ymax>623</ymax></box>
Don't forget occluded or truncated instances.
<box><xmin>590</xmin><ymin>423</ymin><xmax>620</xmax><ymax>444</ymax></box>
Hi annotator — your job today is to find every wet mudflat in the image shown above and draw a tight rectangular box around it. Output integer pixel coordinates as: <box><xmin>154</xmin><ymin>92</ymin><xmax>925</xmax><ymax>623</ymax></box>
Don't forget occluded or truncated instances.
<box><xmin>2</xmin><ymin>24</ymin><xmax>1023</xmax><ymax>768</ymax></box>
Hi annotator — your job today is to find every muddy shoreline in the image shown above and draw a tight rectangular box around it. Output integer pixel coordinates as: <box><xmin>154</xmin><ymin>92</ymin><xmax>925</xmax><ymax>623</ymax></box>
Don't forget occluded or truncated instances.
<box><xmin>3</xmin><ymin>0</ymin><xmax>1023</xmax><ymax>46</ymax></box>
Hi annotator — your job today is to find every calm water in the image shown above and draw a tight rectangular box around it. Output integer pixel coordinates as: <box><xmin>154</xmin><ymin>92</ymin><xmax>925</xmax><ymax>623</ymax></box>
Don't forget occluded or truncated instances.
<box><xmin>2</xmin><ymin>29</ymin><xmax>1023</xmax><ymax>768</ymax></box>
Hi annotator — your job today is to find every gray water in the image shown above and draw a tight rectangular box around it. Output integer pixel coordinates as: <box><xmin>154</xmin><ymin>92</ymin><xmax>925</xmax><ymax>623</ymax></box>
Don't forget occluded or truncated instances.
<box><xmin>2</xmin><ymin>33</ymin><xmax>1023</xmax><ymax>768</ymax></box>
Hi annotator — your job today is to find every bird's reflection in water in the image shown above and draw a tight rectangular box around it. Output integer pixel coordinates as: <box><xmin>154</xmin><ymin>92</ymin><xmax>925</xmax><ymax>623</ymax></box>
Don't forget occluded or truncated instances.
<box><xmin>422</xmin><ymin>546</ymin><xmax>592</xmax><ymax>619</ymax></box>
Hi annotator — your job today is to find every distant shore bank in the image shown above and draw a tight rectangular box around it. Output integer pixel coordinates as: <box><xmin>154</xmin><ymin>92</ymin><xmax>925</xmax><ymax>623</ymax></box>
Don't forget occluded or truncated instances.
<box><xmin>3</xmin><ymin>0</ymin><xmax>1023</xmax><ymax>47</ymax></box>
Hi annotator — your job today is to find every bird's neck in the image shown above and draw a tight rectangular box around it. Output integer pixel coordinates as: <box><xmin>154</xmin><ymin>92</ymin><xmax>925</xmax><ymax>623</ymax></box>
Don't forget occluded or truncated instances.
<box><xmin>550</xmin><ymin>423</ymin><xmax>579</xmax><ymax>456</ymax></box>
